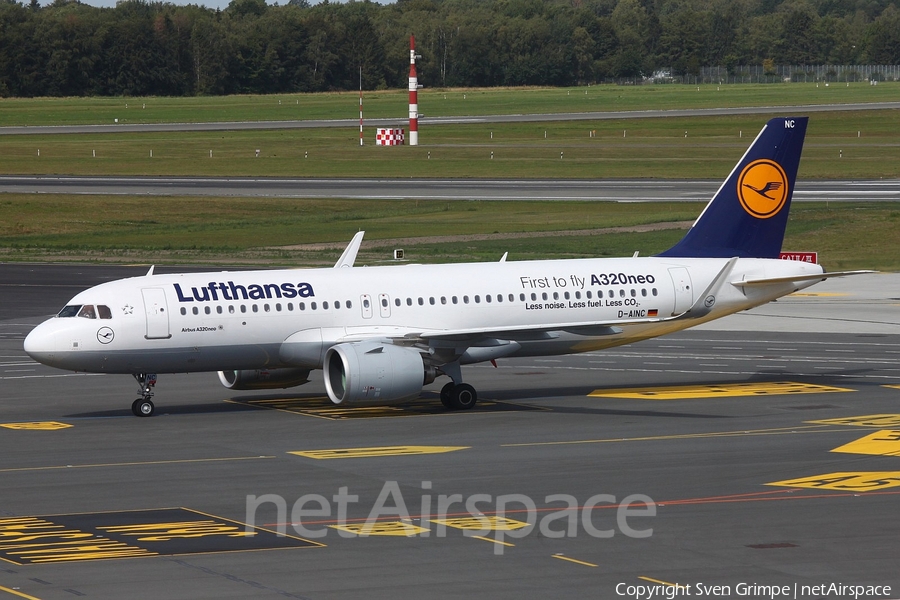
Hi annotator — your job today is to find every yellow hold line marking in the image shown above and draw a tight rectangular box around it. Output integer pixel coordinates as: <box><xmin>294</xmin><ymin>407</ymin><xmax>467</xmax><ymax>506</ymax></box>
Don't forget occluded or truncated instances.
<box><xmin>589</xmin><ymin>381</ymin><xmax>853</xmax><ymax>400</ymax></box>
<box><xmin>329</xmin><ymin>522</ymin><xmax>430</xmax><ymax>537</ymax></box>
<box><xmin>767</xmin><ymin>471</ymin><xmax>900</xmax><ymax>493</ymax></box>
<box><xmin>807</xmin><ymin>414</ymin><xmax>900</xmax><ymax>428</ymax></box>
<box><xmin>0</xmin><ymin>586</ymin><xmax>42</xmax><ymax>600</ymax></box>
<box><xmin>830</xmin><ymin>430</ymin><xmax>900</xmax><ymax>457</ymax></box>
<box><xmin>290</xmin><ymin>446</ymin><xmax>469</xmax><ymax>459</ymax></box>
<box><xmin>883</xmin><ymin>385</ymin><xmax>900</xmax><ymax>391</ymax></box>
<box><xmin>431</xmin><ymin>516</ymin><xmax>530</xmax><ymax>531</ymax></box>
<box><xmin>502</xmin><ymin>424</ymin><xmax>838</xmax><ymax>447</ymax></box>
<box><xmin>0</xmin><ymin>456</ymin><xmax>275</xmax><ymax>474</ymax></box>
<box><xmin>639</xmin><ymin>576</ymin><xmax>687</xmax><ymax>588</ymax></box>
<box><xmin>0</xmin><ymin>422</ymin><xmax>72</xmax><ymax>431</ymax></box>
<box><xmin>471</xmin><ymin>535</ymin><xmax>514</xmax><ymax>547</ymax></box>
<box><xmin>553</xmin><ymin>554</ymin><xmax>597</xmax><ymax>567</ymax></box>
<box><xmin>788</xmin><ymin>292</ymin><xmax>849</xmax><ymax>297</ymax></box>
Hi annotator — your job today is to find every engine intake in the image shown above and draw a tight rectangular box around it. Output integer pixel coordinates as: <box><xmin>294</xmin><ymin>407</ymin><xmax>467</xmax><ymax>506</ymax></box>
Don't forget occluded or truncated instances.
<box><xmin>218</xmin><ymin>368</ymin><xmax>310</xmax><ymax>390</ymax></box>
<box><xmin>324</xmin><ymin>342</ymin><xmax>425</xmax><ymax>406</ymax></box>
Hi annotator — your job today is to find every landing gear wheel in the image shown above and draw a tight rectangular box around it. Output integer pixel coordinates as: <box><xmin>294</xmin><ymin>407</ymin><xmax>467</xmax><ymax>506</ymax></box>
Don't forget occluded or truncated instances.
<box><xmin>449</xmin><ymin>383</ymin><xmax>477</xmax><ymax>410</ymax></box>
<box><xmin>132</xmin><ymin>398</ymin><xmax>155</xmax><ymax>417</ymax></box>
<box><xmin>440</xmin><ymin>382</ymin><xmax>456</xmax><ymax>409</ymax></box>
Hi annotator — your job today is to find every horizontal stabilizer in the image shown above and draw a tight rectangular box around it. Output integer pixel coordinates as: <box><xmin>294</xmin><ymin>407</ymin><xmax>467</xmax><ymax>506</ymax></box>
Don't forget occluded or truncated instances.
<box><xmin>732</xmin><ymin>270</ymin><xmax>875</xmax><ymax>287</ymax></box>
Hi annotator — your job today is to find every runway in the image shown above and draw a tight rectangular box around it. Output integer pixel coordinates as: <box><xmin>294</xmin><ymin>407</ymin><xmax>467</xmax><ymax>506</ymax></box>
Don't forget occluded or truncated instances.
<box><xmin>1</xmin><ymin>265</ymin><xmax>898</xmax><ymax>599</ymax></box>
<box><xmin>2</xmin><ymin>102</ymin><xmax>900</xmax><ymax>136</ymax></box>
<box><xmin>2</xmin><ymin>175</ymin><xmax>899</xmax><ymax>202</ymax></box>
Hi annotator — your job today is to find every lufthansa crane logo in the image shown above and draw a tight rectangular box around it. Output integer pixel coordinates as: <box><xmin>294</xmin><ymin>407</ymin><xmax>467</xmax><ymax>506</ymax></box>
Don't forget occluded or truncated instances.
<box><xmin>737</xmin><ymin>159</ymin><xmax>789</xmax><ymax>219</ymax></box>
<box><xmin>97</xmin><ymin>327</ymin><xmax>115</xmax><ymax>344</ymax></box>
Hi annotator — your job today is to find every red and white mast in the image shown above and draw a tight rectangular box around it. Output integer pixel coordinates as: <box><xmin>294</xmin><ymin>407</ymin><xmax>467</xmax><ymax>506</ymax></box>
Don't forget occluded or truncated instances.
<box><xmin>408</xmin><ymin>35</ymin><xmax>419</xmax><ymax>146</ymax></box>
<box><xmin>359</xmin><ymin>66</ymin><xmax>364</xmax><ymax>146</ymax></box>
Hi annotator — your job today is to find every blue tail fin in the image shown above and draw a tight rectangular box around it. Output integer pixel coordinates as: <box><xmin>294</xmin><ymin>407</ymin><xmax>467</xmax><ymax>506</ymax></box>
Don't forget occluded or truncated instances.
<box><xmin>658</xmin><ymin>116</ymin><xmax>808</xmax><ymax>259</ymax></box>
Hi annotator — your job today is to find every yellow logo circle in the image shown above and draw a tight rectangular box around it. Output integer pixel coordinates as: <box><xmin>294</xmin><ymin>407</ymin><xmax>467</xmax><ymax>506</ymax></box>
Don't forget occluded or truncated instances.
<box><xmin>737</xmin><ymin>159</ymin><xmax>789</xmax><ymax>219</ymax></box>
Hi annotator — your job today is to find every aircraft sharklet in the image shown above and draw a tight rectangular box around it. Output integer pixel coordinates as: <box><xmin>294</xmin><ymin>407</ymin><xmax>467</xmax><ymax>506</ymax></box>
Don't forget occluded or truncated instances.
<box><xmin>732</xmin><ymin>269</ymin><xmax>875</xmax><ymax>287</ymax></box>
<box><xmin>672</xmin><ymin>257</ymin><xmax>739</xmax><ymax>320</ymax></box>
<box><xmin>334</xmin><ymin>231</ymin><xmax>365</xmax><ymax>268</ymax></box>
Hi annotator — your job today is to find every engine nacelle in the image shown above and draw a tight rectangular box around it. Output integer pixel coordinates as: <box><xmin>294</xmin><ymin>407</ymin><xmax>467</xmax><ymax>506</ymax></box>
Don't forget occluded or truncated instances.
<box><xmin>218</xmin><ymin>368</ymin><xmax>310</xmax><ymax>390</ymax></box>
<box><xmin>324</xmin><ymin>342</ymin><xmax>425</xmax><ymax>406</ymax></box>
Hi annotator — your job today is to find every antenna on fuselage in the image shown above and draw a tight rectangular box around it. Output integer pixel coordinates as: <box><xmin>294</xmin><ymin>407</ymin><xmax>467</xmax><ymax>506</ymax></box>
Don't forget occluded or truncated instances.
<box><xmin>146</xmin><ymin>265</ymin><xmax>155</xmax><ymax>276</ymax></box>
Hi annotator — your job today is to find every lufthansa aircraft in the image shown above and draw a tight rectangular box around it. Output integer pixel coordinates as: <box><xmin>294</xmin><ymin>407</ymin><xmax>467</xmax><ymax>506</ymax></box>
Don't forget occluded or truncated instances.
<box><xmin>24</xmin><ymin>117</ymin><xmax>864</xmax><ymax>417</ymax></box>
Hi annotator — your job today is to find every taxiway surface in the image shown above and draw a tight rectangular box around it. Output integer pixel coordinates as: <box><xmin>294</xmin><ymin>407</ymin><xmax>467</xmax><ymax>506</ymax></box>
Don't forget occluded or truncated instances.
<box><xmin>2</xmin><ymin>176</ymin><xmax>899</xmax><ymax>203</ymax></box>
<box><xmin>1</xmin><ymin>265</ymin><xmax>899</xmax><ymax>599</ymax></box>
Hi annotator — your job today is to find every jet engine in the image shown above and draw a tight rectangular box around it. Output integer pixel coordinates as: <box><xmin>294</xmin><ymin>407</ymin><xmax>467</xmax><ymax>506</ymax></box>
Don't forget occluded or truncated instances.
<box><xmin>218</xmin><ymin>368</ymin><xmax>311</xmax><ymax>390</ymax></box>
<box><xmin>324</xmin><ymin>342</ymin><xmax>428</xmax><ymax>406</ymax></box>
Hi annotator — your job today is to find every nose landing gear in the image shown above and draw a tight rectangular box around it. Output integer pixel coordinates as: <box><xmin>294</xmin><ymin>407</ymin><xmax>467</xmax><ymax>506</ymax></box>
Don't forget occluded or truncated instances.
<box><xmin>131</xmin><ymin>373</ymin><xmax>157</xmax><ymax>417</ymax></box>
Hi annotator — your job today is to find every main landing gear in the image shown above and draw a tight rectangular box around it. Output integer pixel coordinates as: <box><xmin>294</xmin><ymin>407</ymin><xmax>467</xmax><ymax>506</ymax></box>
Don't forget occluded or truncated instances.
<box><xmin>131</xmin><ymin>373</ymin><xmax>157</xmax><ymax>417</ymax></box>
<box><xmin>439</xmin><ymin>382</ymin><xmax>478</xmax><ymax>411</ymax></box>
<box><xmin>437</xmin><ymin>361</ymin><xmax>478</xmax><ymax>410</ymax></box>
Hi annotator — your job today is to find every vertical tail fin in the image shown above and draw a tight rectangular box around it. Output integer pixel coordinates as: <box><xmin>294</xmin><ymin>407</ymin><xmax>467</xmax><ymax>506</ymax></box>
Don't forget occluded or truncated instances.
<box><xmin>658</xmin><ymin>117</ymin><xmax>808</xmax><ymax>259</ymax></box>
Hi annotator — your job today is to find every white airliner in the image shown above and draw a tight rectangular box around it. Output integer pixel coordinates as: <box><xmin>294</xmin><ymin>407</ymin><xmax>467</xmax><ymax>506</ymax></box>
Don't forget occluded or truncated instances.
<box><xmin>24</xmin><ymin>117</ymin><xmax>866</xmax><ymax>417</ymax></box>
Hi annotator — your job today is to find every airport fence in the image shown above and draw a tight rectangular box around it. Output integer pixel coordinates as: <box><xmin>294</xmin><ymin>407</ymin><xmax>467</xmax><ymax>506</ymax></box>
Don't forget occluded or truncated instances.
<box><xmin>605</xmin><ymin>65</ymin><xmax>900</xmax><ymax>85</ymax></box>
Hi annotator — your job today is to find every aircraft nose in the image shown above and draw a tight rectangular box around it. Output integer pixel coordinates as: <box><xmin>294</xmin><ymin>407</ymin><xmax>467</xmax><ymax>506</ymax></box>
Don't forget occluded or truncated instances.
<box><xmin>24</xmin><ymin>320</ymin><xmax>59</xmax><ymax>364</ymax></box>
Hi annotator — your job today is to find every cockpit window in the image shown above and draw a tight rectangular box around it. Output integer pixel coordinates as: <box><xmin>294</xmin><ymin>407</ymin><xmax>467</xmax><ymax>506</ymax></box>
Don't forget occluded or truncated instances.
<box><xmin>58</xmin><ymin>305</ymin><xmax>81</xmax><ymax>318</ymax></box>
<box><xmin>97</xmin><ymin>305</ymin><xmax>112</xmax><ymax>319</ymax></box>
<box><xmin>77</xmin><ymin>305</ymin><xmax>97</xmax><ymax>319</ymax></box>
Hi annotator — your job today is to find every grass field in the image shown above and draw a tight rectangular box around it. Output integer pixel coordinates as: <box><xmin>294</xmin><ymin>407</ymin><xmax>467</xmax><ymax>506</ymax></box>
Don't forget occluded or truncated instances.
<box><xmin>2</xmin><ymin>111</ymin><xmax>899</xmax><ymax>179</ymax></box>
<box><xmin>1</xmin><ymin>83</ymin><xmax>897</xmax><ymax>126</ymax></box>
<box><xmin>1</xmin><ymin>84</ymin><xmax>897</xmax><ymax>269</ymax></box>
<box><xmin>1</xmin><ymin>195</ymin><xmax>895</xmax><ymax>270</ymax></box>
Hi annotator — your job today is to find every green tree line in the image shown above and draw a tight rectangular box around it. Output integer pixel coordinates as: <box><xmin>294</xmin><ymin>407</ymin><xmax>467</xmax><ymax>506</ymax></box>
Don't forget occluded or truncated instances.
<box><xmin>1</xmin><ymin>0</ymin><xmax>899</xmax><ymax>96</ymax></box>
